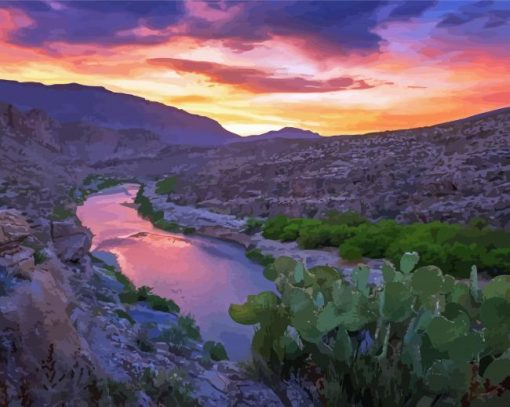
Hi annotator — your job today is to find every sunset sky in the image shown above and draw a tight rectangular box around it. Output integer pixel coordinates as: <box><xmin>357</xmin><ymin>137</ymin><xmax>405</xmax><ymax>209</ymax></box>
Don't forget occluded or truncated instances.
<box><xmin>0</xmin><ymin>0</ymin><xmax>509</xmax><ymax>136</ymax></box>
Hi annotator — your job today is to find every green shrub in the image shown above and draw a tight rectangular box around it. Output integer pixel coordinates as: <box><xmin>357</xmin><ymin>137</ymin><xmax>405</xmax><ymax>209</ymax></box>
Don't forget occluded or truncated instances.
<box><xmin>34</xmin><ymin>249</ymin><xmax>47</xmax><ymax>265</ymax></box>
<box><xmin>246</xmin><ymin>248</ymin><xmax>274</xmax><ymax>267</ymax></box>
<box><xmin>261</xmin><ymin>214</ymin><xmax>510</xmax><ymax>277</ymax></box>
<box><xmin>244</xmin><ymin>218</ymin><xmax>265</xmax><ymax>235</ymax></box>
<box><xmin>183</xmin><ymin>227</ymin><xmax>195</xmax><ymax>235</ymax></box>
<box><xmin>230</xmin><ymin>254</ymin><xmax>510</xmax><ymax>405</ymax></box>
<box><xmin>136</xmin><ymin>285</ymin><xmax>153</xmax><ymax>301</ymax></box>
<box><xmin>115</xmin><ymin>309</ymin><xmax>135</xmax><ymax>325</ymax></box>
<box><xmin>156</xmin><ymin>176</ymin><xmax>177</xmax><ymax>195</ymax></box>
<box><xmin>147</xmin><ymin>294</ymin><xmax>180</xmax><ymax>314</ymax></box>
<box><xmin>50</xmin><ymin>206</ymin><xmax>74</xmax><ymax>221</ymax></box>
<box><xmin>176</xmin><ymin>315</ymin><xmax>201</xmax><ymax>341</ymax></box>
<box><xmin>136</xmin><ymin>325</ymin><xmax>155</xmax><ymax>352</ymax></box>
<box><xmin>339</xmin><ymin>242</ymin><xmax>363</xmax><ymax>261</ymax></box>
<box><xmin>141</xmin><ymin>368</ymin><xmax>198</xmax><ymax>406</ymax></box>
<box><xmin>119</xmin><ymin>290</ymin><xmax>138</xmax><ymax>304</ymax></box>
<box><xmin>203</xmin><ymin>341</ymin><xmax>228</xmax><ymax>361</ymax></box>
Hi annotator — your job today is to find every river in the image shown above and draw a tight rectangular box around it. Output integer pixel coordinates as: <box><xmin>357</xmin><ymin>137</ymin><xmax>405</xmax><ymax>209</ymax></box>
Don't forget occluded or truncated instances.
<box><xmin>76</xmin><ymin>184</ymin><xmax>274</xmax><ymax>360</ymax></box>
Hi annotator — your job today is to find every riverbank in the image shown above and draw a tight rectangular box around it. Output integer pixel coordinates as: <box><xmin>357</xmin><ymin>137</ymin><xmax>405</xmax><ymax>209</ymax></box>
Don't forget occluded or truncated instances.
<box><xmin>143</xmin><ymin>182</ymin><xmax>384</xmax><ymax>284</ymax></box>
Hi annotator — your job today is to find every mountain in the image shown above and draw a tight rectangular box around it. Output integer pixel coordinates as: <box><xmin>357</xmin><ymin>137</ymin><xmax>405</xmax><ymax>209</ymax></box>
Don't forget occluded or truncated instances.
<box><xmin>243</xmin><ymin>126</ymin><xmax>322</xmax><ymax>141</ymax></box>
<box><xmin>0</xmin><ymin>79</ymin><xmax>239</xmax><ymax>146</ymax></box>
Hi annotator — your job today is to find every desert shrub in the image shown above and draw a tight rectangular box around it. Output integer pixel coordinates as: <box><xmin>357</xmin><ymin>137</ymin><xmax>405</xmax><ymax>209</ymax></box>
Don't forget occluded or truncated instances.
<box><xmin>262</xmin><ymin>214</ymin><xmax>510</xmax><ymax>277</ymax></box>
<box><xmin>155</xmin><ymin>176</ymin><xmax>177</xmax><ymax>195</ymax></box>
<box><xmin>176</xmin><ymin>315</ymin><xmax>201</xmax><ymax>341</ymax></box>
<box><xmin>203</xmin><ymin>341</ymin><xmax>228</xmax><ymax>361</ymax></box>
<box><xmin>147</xmin><ymin>294</ymin><xmax>180</xmax><ymax>314</ymax></box>
<box><xmin>115</xmin><ymin>309</ymin><xmax>135</xmax><ymax>325</ymax></box>
<box><xmin>50</xmin><ymin>206</ymin><xmax>74</xmax><ymax>221</ymax></box>
<box><xmin>135</xmin><ymin>325</ymin><xmax>155</xmax><ymax>352</ymax></box>
<box><xmin>34</xmin><ymin>249</ymin><xmax>47</xmax><ymax>265</ymax></box>
<box><xmin>246</xmin><ymin>248</ymin><xmax>275</xmax><ymax>267</ymax></box>
<box><xmin>141</xmin><ymin>368</ymin><xmax>198</xmax><ymax>406</ymax></box>
<box><xmin>244</xmin><ymin>217</ymin><xmax>265</xmax><ymax>235</ymax></box>
<box><xmin>339</xmin><ymin>242</ymin><xmax>363</xmax><ymax>261</ymax></box>
<box><xmin>230</xmin><ymin>254</ymin><xmax>510</xmax><ymax>405</ymax></box>
<box><xmin>119</xmin><ymin>290</ymin><xmax>138</xmax><ymax>304</ymax></box>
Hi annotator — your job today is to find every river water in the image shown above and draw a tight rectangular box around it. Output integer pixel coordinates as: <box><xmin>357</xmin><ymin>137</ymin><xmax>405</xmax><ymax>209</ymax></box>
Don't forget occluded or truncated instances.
<box><xmin>76</xmin><ymin>184</ymin><xmax>274</xmax><ymax>360</ymax></box>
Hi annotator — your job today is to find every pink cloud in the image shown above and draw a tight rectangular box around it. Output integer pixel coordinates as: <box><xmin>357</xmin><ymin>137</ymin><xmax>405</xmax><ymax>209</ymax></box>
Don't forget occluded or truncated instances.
<box><xmin>147</xmin><ymin>57</ymin><xmax>378</xmax><ymax>94</ymax></box>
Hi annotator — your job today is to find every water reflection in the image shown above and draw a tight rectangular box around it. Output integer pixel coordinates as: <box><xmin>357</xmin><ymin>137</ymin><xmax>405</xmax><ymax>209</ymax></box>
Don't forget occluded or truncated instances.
<box><xmin>77</xmin><ymin>184</ymin><xmax>273</xmax><ymax>360</ymax></box>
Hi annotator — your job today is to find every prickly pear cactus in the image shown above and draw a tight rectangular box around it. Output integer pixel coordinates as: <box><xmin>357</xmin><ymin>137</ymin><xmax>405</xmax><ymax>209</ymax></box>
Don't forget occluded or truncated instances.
<box><xmin>230</xmin><ymin>251</ymin><xmax>510</xmax><ymax>405</ymax></box>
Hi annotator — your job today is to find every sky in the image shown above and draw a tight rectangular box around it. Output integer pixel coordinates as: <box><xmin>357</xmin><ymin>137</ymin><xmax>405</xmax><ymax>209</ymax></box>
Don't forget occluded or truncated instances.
<box><xmin>0</xmin><ymin>1</ymin><xmax>509</xmax><ymax>136</ymax></box>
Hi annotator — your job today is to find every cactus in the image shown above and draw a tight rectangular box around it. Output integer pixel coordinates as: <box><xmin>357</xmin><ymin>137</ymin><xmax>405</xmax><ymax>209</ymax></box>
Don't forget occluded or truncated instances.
<box><xmin>352</xmin><ymin>265</ymin><xmax>370</xmax><ymax>296</ymax></box>
<box><xmin>400</xmin><ymin>252</ymin><xmax>419</xmax><ymax>274</ymax></box>
<box><xmin>381</xmin><ymin>282</ymin><xmax>414</xmax><ymax>322</ymax></box>
<box><xmin>469</xmin><ymin>265</ymin><xmax>482</xmax><ymax>303</ymax></box>
<box><xmin>230</xmin><ymin>254</ymin><xmax>510</xmax><ymax>404</ymax></box>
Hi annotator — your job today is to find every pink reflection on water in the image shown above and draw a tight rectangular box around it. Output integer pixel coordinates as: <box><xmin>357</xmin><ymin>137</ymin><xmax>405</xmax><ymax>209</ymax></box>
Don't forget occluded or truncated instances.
<box><xmin>77</xmin><ymin>184</ymin><xmax>272</xmax><ymax>360</ymax></box>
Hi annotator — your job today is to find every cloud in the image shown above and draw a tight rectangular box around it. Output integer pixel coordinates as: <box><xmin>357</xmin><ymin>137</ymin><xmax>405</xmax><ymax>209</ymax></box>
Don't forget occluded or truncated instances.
<box><xmin>148</xmin><ymin>57</ymin><xmax>379</xmax><ymax>94</ymax></box>
<box><xmin>2</xmin><ymin>0</ymin><xmax>185</xmax><ymax>47</ymax></box>
<box><xmin>0</xmin><ymin>0</ymin><xmax>438</xmax><ymax>56</ymax></box>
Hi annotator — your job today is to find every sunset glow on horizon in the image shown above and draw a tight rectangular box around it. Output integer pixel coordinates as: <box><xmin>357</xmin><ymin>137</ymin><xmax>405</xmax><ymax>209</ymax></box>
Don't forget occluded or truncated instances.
<box><xmin>0</xmin><ymin>0</ymin><xmax>509</xmax><ymax>136</ymax></box>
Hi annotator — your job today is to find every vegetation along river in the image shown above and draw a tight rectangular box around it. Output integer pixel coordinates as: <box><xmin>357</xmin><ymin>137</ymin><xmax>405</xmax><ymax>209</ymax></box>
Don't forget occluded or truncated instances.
<box><xmin>77</xmin><ymin>184</ymin><xmax>274</xmax><ymax>360</ymax></box>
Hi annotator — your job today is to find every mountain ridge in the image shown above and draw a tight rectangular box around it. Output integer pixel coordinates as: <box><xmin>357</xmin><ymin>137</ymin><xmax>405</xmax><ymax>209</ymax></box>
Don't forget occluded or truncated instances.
<box><xmin>0</xmin><ymin>79</ymin><xmax>239</xmax><ymax>146</ymax></box>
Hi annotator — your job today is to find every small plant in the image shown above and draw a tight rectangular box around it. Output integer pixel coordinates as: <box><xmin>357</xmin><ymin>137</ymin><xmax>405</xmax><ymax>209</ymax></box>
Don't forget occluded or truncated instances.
<box><xmin>155</xmin><ymin>176</ymin><xmax>177</xmax><ymax>195</ymax></box>
<box><xmin>141</xmin><ymin>368</ymin><xmax>198</xmax><ymax>406</ymax></box>
<box><xmin>135</xmin><ymin>326</ymin><xmax>155</xmax><ymax>353</ymax></box>
<box><xmin>49</xmin><ymin>206</ymin><xmax>74</xmax><ymax>221</ymax></box>
<box><xmin>246</xmin><ymin>248</ymin><xmax>275</xmax><ymax>267</ymax></box>
<box><xmin>203</xmin><ymin>341</ymin><xmax>228</xmax><ymax>361</ymax></box>
<box><xmin>244</xmin><ymin>217</ymin><xmax>265</xmax><ymax>235</ymax></box>
<box><xmin>176</xmin><ymin>315</ymin><xmax>201</xmax><ymax>341</ymax></box>
<box><xmin>118</xmin><ymin>290</ymin><xmax>138</xmax><ymax>304</ymax></box>
<box><xmin>34</xmin><ymin>249</ymin><xmax>47</xmax><ymax>265</ymax></box>
<box><xmin>114</xmin><ymin>309</ymin><xmax>135</xmax><ymax>325</ymax></box>
<box><xmin>146</xmin><ymin>294</ymin><xmax>180</xmax><ymax>313</ymax></box>
<box><xmin>157</xmin><ymin>315</ymin><xmax>200</xmax><ymax>350</ymax></box>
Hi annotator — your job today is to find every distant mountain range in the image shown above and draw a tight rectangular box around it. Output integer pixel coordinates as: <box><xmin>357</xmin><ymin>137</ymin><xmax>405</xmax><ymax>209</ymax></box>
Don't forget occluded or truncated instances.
<box><xmin>0</xmin><ymin>79</ymin><xmax>239</xmax><ymax>146</ymax></box>
<box><xmin>244</xmin><ymin>127</ymin><xmax>322</xmax><ymax>141</ymax></box>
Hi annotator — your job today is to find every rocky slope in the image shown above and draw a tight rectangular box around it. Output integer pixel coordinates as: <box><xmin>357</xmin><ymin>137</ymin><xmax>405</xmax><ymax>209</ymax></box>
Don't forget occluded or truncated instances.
<box><xmin>101</xmin><ymin>107</ymin><xmax>510</xmax><ymax>230</ymax></box>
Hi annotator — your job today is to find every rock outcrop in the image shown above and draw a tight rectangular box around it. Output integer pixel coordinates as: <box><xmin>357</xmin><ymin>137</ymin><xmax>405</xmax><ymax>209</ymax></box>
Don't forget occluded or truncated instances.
<box><xmin>51</xmin><ymin>218</ymin><xmax>92</xmax><ymax>262</ymax></box>
<box><xmin>0</xmin><ymin>209</ymin><xmax>34</xmax><ymax>279</ymax></box>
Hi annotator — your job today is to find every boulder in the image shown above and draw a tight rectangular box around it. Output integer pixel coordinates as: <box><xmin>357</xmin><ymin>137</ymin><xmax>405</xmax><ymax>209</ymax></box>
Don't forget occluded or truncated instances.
<box><xmin>0</xmin><ymin>209</ymin><xmax>31</xmax><ymax>249</ymax></box>
<box><xmin>0</xmin><ymin>209</ymin><xmax>34</xmax><ymax>278</ymax></box>
<box><xmin>51</xmin><ymin>219</ymin><xmax>92</xmax><ymax>262</ymax></box>
<box><xmin>0</xmin><ymin>246</ymin><xmax>35</xmax><ymax>279</ymax></box>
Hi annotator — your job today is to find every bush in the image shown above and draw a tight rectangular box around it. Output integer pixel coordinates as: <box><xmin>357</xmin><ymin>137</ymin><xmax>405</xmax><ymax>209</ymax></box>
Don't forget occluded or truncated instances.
<box><xmin>244</xmin><ymin>218</ymin><xmax>264</xmax><ymax>235</ymax></box>
<box><xmin>176</xmin><ymin>315</ymin><xmax>201</xmax><ymax>341</ymax></box>
<box><xmin>50</xmin><ymin>206</ymin><xmax>74</xmax><ymax>221</ymax></box>
<box><xmin>246</xmin><ymin>248</ymin><xmax>274</xmax><ymax>267</ymax></box>
<box><xmin>203</xmin><ymin>341</ymin><xmax>228</xmax><ymax>361</ymax></box>
<box><xmin>119</xmin><ymin>290</ymin><xmax>138</xmax><ymax>304</ymax></box>
<box><xmin>261</xmin><ymin>214</ymin><xmax>510</xmax><ymax>277</ymax></box>
<box><xmin>155</xmin><ymin>176</ymin><xmax>177</xmax><ymax>195</ymax></box>
<box><xmin>147</xmin><ymin>294</ymin><xmax>180</xmax><ymax>314</ymax></box>
<box><xmin>339</xmin><ymin>242</ymin><xmax>363</xmax><ymax>261</ymax></box>
<box><xmin>34</xmin><ymin>249</ymin><xmax>47</xmax><ymax>265</ymax></box>
<box><xmin>230</xmin><ymin>254</ymin><xmax>510</xmax><ymax>405</ymax></box>
<box><xmin>115</xmin><ymin>309</ymin><xmax>135</xmax><ymax>325</ymax></box>
<box><xmin>135</xmin><ymin>325</ymin><xmax>155</xmax><ymax>352</ymax></box>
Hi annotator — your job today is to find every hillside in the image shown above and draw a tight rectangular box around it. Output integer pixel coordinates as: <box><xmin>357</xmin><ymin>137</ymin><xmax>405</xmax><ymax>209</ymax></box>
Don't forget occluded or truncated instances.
<box><xmin>99</xmin><ymin>106</ymin><xmax>510</xmax><ymax>230</ymax></box>
<box><xmin>0</xmin><ymin>79</ymin><xmax>239</xmax><ymax>146</ymax></box>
